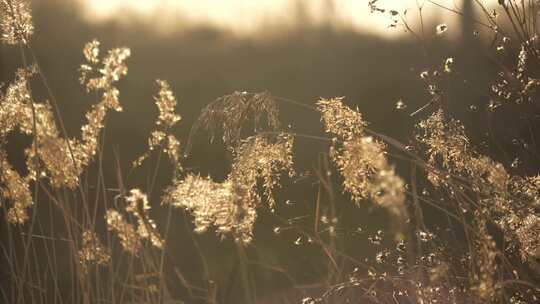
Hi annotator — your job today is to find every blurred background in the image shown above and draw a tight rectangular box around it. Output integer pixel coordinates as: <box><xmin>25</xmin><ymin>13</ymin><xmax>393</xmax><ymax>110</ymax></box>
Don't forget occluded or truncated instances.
<box><xmin>6</xmin><ymin>0</ymin><xmax>536</xmax><ymax>303</ymax></box>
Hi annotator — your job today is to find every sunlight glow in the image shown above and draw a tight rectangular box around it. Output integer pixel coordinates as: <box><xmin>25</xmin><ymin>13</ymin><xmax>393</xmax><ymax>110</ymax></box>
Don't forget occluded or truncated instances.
<box><xmin>75</xmin><ymin>0</ymin><xmax>497</xmax><ymax>38</ymax></box>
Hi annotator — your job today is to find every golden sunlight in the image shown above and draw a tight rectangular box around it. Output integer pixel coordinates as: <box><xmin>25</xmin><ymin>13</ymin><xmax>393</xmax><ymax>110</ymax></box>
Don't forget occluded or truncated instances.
<box><xmin>75</xmin><ymin>0</ymin><xmax>497</xmax><ymax>38</ymax></box>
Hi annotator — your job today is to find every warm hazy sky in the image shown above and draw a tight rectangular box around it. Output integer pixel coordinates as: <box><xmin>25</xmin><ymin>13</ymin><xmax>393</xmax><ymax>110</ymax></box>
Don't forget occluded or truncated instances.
<box><xmin>75</xmin><ymin>0</ymin><xmax>498</xmax><ymax>38</ymax></box>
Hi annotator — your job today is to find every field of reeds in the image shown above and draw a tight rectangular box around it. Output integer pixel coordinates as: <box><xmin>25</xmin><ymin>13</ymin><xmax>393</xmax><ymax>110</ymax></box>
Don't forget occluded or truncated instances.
<box><xmin>0</xmin><ymin>0</ymin><xmax>539</xmax><ymax>303</ymax></box>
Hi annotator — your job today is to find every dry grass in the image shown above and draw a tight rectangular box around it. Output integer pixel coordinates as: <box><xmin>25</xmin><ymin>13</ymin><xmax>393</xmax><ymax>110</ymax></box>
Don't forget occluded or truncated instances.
<box><xmin>1</xmin><ymin>0</ymin><xmax>539</xmax><ymax>303</ymax></box>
